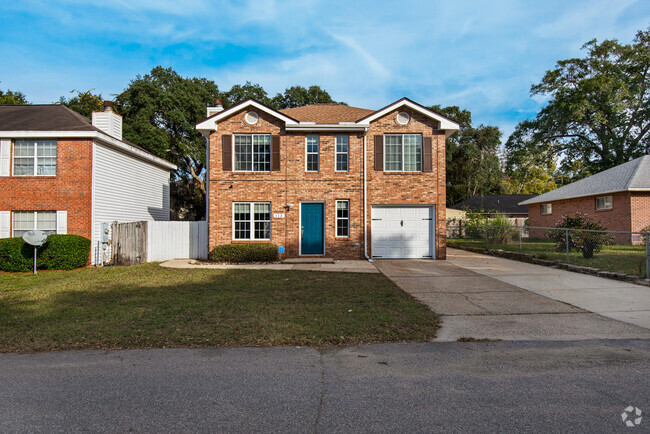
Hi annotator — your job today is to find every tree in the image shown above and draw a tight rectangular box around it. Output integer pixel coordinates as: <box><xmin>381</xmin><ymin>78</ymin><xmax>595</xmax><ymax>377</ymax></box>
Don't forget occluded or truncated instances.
<box><xmin>59</xmin><ymin>90</ymin><xmax>103</xmax><ymax>118</ymax></box>
<box><xmin>506</xmin><ymin>28</ymin><xmax>650</xmax><ymax>178</ymax></box>
<box><xmin>0</xmin><ymin>89</ymin><xmax>27</xmax><ymax>104</ymax></box>
<box><xmin>502</xmin><ymin>142</ymin><xmax>557</xmax><ymax>194</ymax></box>
<box><xmin>115</xmin><ymin>66</ymin><xmax>219</xmax><ymax>219</ymax></box>
<box><xmin>270</xmin><ymin>85</ymin><xmax>341</xmax><ymax>109</ymax></box>
<box><xmin>222</xmin><ymin>82</ymin><xmax>271</xmax><ymax>108</ymax></box>
<box><xmin>430</xmin><ymin>105</ymin><xmax>503</xmax><ymax>205</ymax></box>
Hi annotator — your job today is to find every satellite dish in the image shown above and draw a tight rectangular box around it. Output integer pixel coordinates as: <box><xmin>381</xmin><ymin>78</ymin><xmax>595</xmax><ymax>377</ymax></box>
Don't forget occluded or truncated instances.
<box><xmin>22</xmin><ymin>230</ymin><xmax>49</xmax><ymax>247</ymax></box>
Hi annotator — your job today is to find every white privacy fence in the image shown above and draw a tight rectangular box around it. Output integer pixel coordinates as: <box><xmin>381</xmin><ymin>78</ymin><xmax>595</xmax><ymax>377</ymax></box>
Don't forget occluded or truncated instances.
<box><xmin>147</xmin><ymin>221</ymin><xmax>208</xmax><ymax>261</ymax></box>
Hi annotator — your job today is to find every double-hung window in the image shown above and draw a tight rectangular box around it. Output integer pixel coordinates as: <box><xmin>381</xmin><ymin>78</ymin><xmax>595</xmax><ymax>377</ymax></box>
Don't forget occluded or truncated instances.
<box><xmin>234</xmin><ymin>134</ymin><xmax>271</xmax><ymax>172</ymax></box>
<box><xmin>335</xmin><ymin>136</ymin><xmax>349</xmax><ymax>172</ymax></box>
<box><xmin>541</xmin><ymin>203</ymin><xmax>552</xmax><ymax>215</ymax></box>
<box><xmin>13</xmin><ymin>211</ymin><xmax>57</xmax><ymax>237</ymax></box>
<box><xmin>384</xmin><ymin>134</ymin><xmax>421</xmax><ymax>172</ymax></box>
<box><xmin>306</xmin><ymin>135</ymin><xmax>319</xmax><ymax>172</ymax></box>
<box><xmin>13</xmin><ymin>139</ymin><xmax>57</xmax><ymax>176</ymax></box>
<box><xmin>233</xmin><ymin>202</ymin><xmax>271</xmax><ymax>240</ymax></box>
<box><xmin>595</xmin><ymin>196</ymin><xmax>612</xmax><ymax>210</ymax></box>
<box><xmin>336</xmin><ymin>200</ymin><xmax>349</xmax><ymax>237</ymax></box>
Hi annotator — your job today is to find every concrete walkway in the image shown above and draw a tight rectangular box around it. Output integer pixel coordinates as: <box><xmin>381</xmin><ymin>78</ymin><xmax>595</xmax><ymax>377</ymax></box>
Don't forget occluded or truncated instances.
<box><xmin>375</xmin><ymin>251</ymin><xmax>650</xmax><ymax>342</ymax></box>
<box><xmin>159</xmin><ymin>259</ymin><xmax>379</xmax><ymax>273</ymax></box>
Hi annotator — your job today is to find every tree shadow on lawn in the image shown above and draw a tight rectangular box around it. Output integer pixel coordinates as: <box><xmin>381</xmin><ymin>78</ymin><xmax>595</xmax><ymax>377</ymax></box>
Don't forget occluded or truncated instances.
<box><xmin>0</xmin><ymin>265</ymin><xmax>439</xmax><ymax>353</ymax></box>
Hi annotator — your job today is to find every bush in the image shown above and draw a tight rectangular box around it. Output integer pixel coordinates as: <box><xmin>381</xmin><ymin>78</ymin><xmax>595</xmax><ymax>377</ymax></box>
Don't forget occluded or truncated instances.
<box><xmin>485</xmin><ymin>213</ymin><xmax>518</xmax><ymax>244</ymax></box>
<box><xmin>548</xmin><ymin>213</ymin><xmax>612</xmax><ymax>259</ymax></box>
<box><xmin>209</xmin><ymin>243</ymin><xmax>279</xmax><ymax>263</ymax></box>
<box><xmin>0</xmin><ymin>234</ymin><xmax>91</xmax><ymax>272</ymax></box>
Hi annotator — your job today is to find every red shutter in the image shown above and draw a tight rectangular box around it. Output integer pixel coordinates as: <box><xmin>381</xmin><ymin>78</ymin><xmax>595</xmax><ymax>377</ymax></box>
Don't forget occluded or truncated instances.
<box><xmin>222</xmin><ymin>135</ymin><xmax>232</xmax><ymax>171</ymax></box>
<box><xmin>422</xmin><ymin>137</ymin><xmax>432</xmax><ymax>172</ymax></box>
<box><xmin>374</xmin><ymin>135</ymin><xmax>383</xmax><ymax>171</ymax></box>
<box><xmin>271</xmin><ymin>135</ymin><xmax>280</xmax><ymax>171</ymax></box>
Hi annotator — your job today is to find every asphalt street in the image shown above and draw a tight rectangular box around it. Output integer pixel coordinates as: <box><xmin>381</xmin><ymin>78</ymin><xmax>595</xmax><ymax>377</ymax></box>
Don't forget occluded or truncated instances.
<box><xmin>1</xmin><ymin>340</ymin><xmax>648</xmax><ymax>433</ymax></box>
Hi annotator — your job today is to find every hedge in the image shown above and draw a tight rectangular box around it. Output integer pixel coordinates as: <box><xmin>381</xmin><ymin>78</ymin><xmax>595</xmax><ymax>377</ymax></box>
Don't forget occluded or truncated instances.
<box><xmin>0</xmin><ymin>234</ymin><xmax>91</xmax><ymax>272</ymax></box>
<box><xmin>209</xmin><ymin>243</ymin><xmax>279</xmax><ymax>263</ymax></box>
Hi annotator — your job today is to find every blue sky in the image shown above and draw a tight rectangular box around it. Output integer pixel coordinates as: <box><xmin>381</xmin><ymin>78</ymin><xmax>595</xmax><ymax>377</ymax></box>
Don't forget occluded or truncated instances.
<box><xmin>1</xmin><ymin>0</ymin><xmax>648</xmax><ymax>138</ymax></box>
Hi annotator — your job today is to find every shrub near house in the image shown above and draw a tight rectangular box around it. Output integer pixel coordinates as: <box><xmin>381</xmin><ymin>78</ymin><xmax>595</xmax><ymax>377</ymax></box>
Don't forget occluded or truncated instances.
<box><xmin>0</xmin><ymin>234</ymin><xmax>91</xmax><ymax>272</ymax></box>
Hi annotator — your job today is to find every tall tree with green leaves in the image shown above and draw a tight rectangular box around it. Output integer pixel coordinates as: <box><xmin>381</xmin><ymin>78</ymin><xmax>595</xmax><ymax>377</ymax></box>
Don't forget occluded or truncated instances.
<box><xmin>270</xmin><ymin>85</ymin><xmax>340</xmax><ymax>109</ymax></box>
<box><xmin>506</xmin><ymin>28</ymin><xmax>650</xmax><ymax>179</ymax></box>
<box><xmin>0</xmin><ymin>89</ymin><xmax>27</xmax><ymax>104</ymax></box>
<box><xmin>430</xmin><ymin>105</ymin><xmax>503</xmax><ymax>206</ymax></box>
<box><xmin>59</xmin><ymin>90</ymin><xmax>104</xmax><ymax>118</ymax></box>
<box><xmin>221</xmin><ymin>82</ymin><xmax>271</xmax><ymax>108</ymax></box>
<box><xmin>115</xmin><ymin>66</ymin><xmax>219</xmax><ymax>219</ymax></box>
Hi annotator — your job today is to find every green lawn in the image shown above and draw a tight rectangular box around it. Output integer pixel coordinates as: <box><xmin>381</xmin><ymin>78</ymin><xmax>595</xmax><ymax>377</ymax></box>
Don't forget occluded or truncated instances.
<box><xmin>0</xmin><ymin>264</ymin><xmax>439</xmax><ymax>353</ymax></box>
<box><xmin>448</xmin><ymin>238</ymin><xmax>646</xmax><ymax>277</ymax></box>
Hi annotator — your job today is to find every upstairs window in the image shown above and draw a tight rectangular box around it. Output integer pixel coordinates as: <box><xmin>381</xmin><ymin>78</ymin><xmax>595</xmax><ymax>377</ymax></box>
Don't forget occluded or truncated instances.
<box><xmin>13</xmin><ymin>211</ymin><xmax>56</xmax><ymax>237</ymax></box>
<box><xmin>234</xmin><ymin>134</ymin><xmax>271</xmax><ymax>172</ymax></box>
<box><xmin>306</xmin><ymin>135</ymin><xmax>319</xmax><ymax>172</ymax></box>
<box><xmin>13</xmin><ymin>139</ymin><xmax>57</xmax><ymax>176</ymax></box>
<box><xmin>335</xmin><ymin>135</ymin><xmax>349</xmax><ymax>172</ymax></box>
<box><xmin>384</xmin><ymin>134</ymin><xmax>421</xmax><ymax>172</ymax></box>
<box><xmin>541</xmin><ymin>203</ymin><xmax>552</xmax><ymax>215</ymax></box>
<box><xmin>595</xmin><ymin>196</ymin><xmax>612</xmax><ymax>210</ymax></box>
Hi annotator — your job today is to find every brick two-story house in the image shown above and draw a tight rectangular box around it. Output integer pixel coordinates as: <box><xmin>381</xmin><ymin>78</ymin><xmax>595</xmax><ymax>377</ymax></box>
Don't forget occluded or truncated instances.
<box><xmin>196</xmin><ymin>98</ymin><xmax>459</xmax><ymax>259</ymax></box>
<box><xmin>0</xmin><ymin>103</ymin><xmax>176</xmax><ymax>263</ymax></box>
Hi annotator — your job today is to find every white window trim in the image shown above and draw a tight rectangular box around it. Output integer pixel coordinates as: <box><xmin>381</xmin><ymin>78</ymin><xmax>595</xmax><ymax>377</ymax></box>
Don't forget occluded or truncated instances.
<box><xmin>305</xmin><ymin>135</ymin><xmax>320</xmax><ymax>172</ymax></box>
<box><xmin>12</xmin><ymin>211</ymin><xmax>58</xmax><ymax>237</ymax></box>
<box><xmin>335</xmin><ymin>200</ymin><xmax>350</xmax><ymax>238</ymax></box>
<box><xmin>541</xmin><ymin>203</ymin><xmax>552</xmax><ymax>215</ymax></box>
<box><xmin>383</xmin><ymin>134</ymin><xmax>422</xmax><ymax>172</ymax></box>
<box><xmin>595</xmin><ymin>196</ymin><xmax>613</xmax><ymax>210</ymax></box>
<box><xmin>12</xmin><ymin>139</ymin><xmax>57</xmax><ymax>177</ymax></box>
<box><xmin>232</xmin><ymin>134</ymin><xmax>272</xmax><ymax>173</ymax></box>
<box><xmin>232</xmin><ymin>202</ymin><xmax>272</xmax><ymax>241</ymax></box>
<box><xmin>335</xmin><ymin>135</ymin><xmax>349</xmax><ymax>172</ymax></box>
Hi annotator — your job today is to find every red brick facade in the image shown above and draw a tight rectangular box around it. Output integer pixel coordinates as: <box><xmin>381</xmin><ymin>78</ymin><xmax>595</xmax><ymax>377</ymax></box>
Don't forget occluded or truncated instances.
<box><xmin>207</xmin><ymin>106</ymin><xmax>447</xmax><ymax>259</ymax></box>
<box><xmin>0</xmin><ymin>139</ymin><xmax>93</xmax><ymax>239</ymax></box>
<box><xmin>527</xmin><ymin>191</ymin><xmax>650</xmax><ymax>243</ymax></box>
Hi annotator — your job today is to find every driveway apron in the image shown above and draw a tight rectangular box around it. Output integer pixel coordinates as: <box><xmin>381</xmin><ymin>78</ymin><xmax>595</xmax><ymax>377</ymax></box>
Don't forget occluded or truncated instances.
<box><xmin>375</xmin><ymin>252</ymin><xmax>650</xmax><ymax>342</ymax></box>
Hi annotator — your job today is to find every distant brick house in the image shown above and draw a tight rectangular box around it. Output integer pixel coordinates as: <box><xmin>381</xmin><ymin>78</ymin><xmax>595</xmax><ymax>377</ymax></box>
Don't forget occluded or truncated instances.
<box><xmin>0</xmin><ymin>103</ymin><xmax>176</xmax><ymax>263</ymax></box>
<box><xmin>520</xmin><ymin>156</ymin><xmax>650</xmax><ymax>243</ymax></box>
<box><xmin>196</xmin><ymin>98</ymin><xmax>459</xmax><ymax>259</ymax></box>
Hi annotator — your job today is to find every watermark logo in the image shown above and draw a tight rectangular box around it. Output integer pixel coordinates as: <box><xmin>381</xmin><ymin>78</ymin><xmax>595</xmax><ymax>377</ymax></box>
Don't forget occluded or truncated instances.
<box><xmin>622</xmin><ymin>406</ymin><xmax>642</xmax><ymax>427</ymax></box>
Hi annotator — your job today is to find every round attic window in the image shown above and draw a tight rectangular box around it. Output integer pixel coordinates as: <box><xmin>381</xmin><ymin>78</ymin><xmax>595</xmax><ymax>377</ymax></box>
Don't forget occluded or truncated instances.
<box><xmin>396</xmin><ymin>111</ymin><xmax>410</xmax><ymax>125</ymax></box>
<box><xmin>245</xmin><ymin>111</ymin><xmax>259</xmax><ymax>124</ymax></box>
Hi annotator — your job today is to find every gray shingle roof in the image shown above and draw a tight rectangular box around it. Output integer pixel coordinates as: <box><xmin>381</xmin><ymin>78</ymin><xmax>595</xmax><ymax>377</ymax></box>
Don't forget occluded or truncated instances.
<box><xmin>451</xmin><ymin>194</ymin><xmax>535</xmax><ymax>214</ymax></box>
<box><xmin>520</xmin><ymin>155</ymin><xmax>650</xmax><ymax>205</ymax></box>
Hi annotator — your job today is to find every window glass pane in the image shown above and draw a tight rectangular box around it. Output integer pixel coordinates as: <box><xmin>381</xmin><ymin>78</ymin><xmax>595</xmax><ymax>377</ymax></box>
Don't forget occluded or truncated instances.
<box><xmin>336</xmin><ymin>136</ymin><xmax>348</xmax><ymax>153</ymax></box>
<box><xmin>336</xmin><ymin>154</ymin><xmax>348</xmax><ymax>171</ymax></box>
<box><xmin>36</xmin><ymin>211</ymin><xmax>57</xmax><ymax>234</ymax></box>
<box><xmin>14</xmin><ymin>158</ymin><xmax>34</xmax><ymax>176</ymax></box>
<box><xmin>37</xmin><ymin>157</ymin><xmax>57</xmax><ymax>175</ymax></box>
<box><xmin>306</xmin><ymin>136</ymin><xmax>319</xmax><ymax>171</ymax></box>
<box><xmin>307</xmin><ymin>154</ymin><xmax>319</xmax><ymax>171</ymax></box>
<box><xmin>14</xmin><ymin>140</ymin><xmax>34</xmax><ymax>157</ymax></box>
<box><xmin>234</xmin><ymin>135</ymin><xmax>252</xmax><ymax>171</ymax></box>
<box><xmin>306</xmin><ymin>136</ymin><xmax>319</xmax><ymax>153</ymax></box>
<box><xmin>336</xmin><ymin>201</ymin><xmax>349</xmax><ymax>237</ymax></box>
<box><xmin>253</xmin><ymin>203</ymin><xmax>270</xmax><ymax>239</ymax></box>
<box><xmin>234</xmin><ymin>203</ymin><xmax>251</xmax><ymax>239</ymax></box>
<box><xmin>37</xmin><ymin>140</ymin><xmax>57</xmax><ymax>157</ymax></box>
<box><xmin>403</xmin><ymin>134</ymin><xmax>421</xmax><ymax>171</ymax></box>
<box><xmin>336</xmin><ymin>136</ymin><xmax>349</xmax><ymax>171</ymax></box>
<box><xmin>385</xmin><ymin>135</ymin><xmax>402</xmax><ymax>171</ymax></box>
<box><xmin>252</xmin><ymin>135</ymin><xmax>271</xmax><ymax>172</ymax></box>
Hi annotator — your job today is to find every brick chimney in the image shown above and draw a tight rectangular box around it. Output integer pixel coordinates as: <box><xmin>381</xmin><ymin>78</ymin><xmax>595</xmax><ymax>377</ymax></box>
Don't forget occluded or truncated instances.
<box><xmin>92</xmin><ymin>101</ymin><xmax>123</xmax><ymax>140</ymax></box>
<box><xmin>207</xmin><ymin>98</ymin><xmax>224</xmax><ymax>117</ymax></box>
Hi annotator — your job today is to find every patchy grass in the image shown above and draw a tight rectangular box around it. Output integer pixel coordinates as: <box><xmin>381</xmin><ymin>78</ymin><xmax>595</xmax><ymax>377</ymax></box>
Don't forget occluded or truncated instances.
<box><xmin>448</xmin><ymin>238</ymin><xmax>646</xmax><ymax>277</ymax></box>
<box><xmin>0</xmin><ymin>264</ymin><xmax>439</xmax><ymax>353</ymax></box>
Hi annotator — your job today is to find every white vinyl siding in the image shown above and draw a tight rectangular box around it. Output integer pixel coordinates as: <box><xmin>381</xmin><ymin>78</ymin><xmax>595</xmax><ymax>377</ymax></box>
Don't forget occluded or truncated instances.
<box><xmin>92</xmin><ymin>141</ymin><xmax>171</xmax><ymax>263</ymax></box>
<box><xmin>595</xmin><ymin>196</ymin><xmax>612</xmax><ymax>210</ymax></box>
<box><xmin>233</xmin><ymin>202</ymin><xmax>271</xmax><ymax>240</ymax></box>
<box><xmin>13</xmin><ymin>139</ymin><xmax>57</xmax><ymax>176</ymax></box>
<box><xmin>234</xmin><ymin>134</ymin><xmax>271</xmax><ymax>172</ymax></box>
<box><xmin>384</xmin><ymin>134</ymin><xmax>421</xmax><ymax>172</ymax></box>
<box><xmin>306</xmin><ymin>135</ymin><xmax>319</xmax><ymax>172</ymax></box>
<box><xmin>335</xmin><ymin>136</ymin><xmax>349</xmax><ymax>172</ymax></box>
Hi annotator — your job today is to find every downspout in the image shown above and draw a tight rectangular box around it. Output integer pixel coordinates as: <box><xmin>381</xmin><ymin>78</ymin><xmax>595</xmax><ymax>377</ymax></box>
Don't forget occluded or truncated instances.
<box><xmin>363</xmin><ymin>128</ymin><xmax>373</xmax><ymax>261</ymax></box>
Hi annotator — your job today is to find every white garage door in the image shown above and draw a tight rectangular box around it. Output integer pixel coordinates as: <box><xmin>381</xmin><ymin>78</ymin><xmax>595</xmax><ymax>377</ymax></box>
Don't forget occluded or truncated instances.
<box><xmin>371</xmin><ymin>206</ymin><xmax>435</xmax><ymax>259</ymax></box>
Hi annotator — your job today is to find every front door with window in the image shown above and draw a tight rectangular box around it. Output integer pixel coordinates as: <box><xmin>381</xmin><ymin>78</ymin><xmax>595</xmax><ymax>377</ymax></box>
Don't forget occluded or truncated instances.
<box><xmin>301</xmin><ymin>203</ymin><xmax>324</xmax><ymax>255</ymax></box>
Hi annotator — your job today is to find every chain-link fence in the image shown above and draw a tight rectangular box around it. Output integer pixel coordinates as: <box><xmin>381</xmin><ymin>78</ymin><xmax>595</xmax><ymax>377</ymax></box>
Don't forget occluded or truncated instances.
<box><xmin>447</xmin><ymin>223</ymin><xmax>649</xmax><ymax>280</ymax></box>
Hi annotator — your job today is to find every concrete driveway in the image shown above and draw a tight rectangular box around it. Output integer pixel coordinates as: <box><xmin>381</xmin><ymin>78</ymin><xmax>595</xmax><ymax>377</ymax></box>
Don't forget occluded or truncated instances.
<box><xmin>375</xmin><ymin>249</ymin><xmax>650</xmax><ymax>342</ymax></box>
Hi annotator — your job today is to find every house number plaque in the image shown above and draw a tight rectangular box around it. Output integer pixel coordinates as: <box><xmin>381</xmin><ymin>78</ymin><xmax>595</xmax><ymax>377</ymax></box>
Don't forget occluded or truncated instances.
<box><xmin>273</xmin><ymin>213</ymin><xmax>285</xmax><ymax>218</ymax></box>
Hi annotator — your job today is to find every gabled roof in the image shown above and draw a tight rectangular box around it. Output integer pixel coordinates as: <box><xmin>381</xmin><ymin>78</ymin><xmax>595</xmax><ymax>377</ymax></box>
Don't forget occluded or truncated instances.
<box><xmin>0</xmin><ymin>104</ymin><xmax>176</xmax><ymax>170</ymax></box>
<box><xmin>279</xmin><ymin>104</ymin><xmax>374</xmax><ymax>124</ymax></box>
<box><xmin>196</xmin><ymin>97</ymin><xmax>460</xmax><ymax>135</ymax></box>
<box><xmin>520</xmin><ymin>155</ymin><xmax>650</xmax><ymax>205</ymax></box>
<box><xmin>451</xmin><ymin>194</ymin><xmax>535</xmax><ymax>214</ymax></box>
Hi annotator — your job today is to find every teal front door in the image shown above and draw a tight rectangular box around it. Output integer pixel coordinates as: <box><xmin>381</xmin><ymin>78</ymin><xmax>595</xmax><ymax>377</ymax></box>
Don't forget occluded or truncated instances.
<box><xmin>301</xmin><ymin>203</ymin><xmax>324</xmax><ymax>255</ymax></box>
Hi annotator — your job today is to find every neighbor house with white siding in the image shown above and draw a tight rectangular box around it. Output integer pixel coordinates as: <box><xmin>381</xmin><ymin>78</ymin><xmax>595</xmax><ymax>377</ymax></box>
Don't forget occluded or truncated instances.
<box><xmin>0</xmin><ymin>102</ymin><xmax>176</xmax><ymax>263</ymax></box>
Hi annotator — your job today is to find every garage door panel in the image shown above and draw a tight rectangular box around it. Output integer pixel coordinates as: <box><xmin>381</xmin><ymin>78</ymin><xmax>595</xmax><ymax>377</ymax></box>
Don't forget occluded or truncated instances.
<box><xmin>371</xmin><ymin>206</ymin><xmax>434</xmax><ymax>259</ymax></box>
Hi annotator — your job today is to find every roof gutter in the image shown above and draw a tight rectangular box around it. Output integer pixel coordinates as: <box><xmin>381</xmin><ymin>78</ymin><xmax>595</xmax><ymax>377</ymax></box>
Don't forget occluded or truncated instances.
<box><xmin>286</xmin><ymin>123</ymin><xmax>369</xmax><ymax>132</ymax></box>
